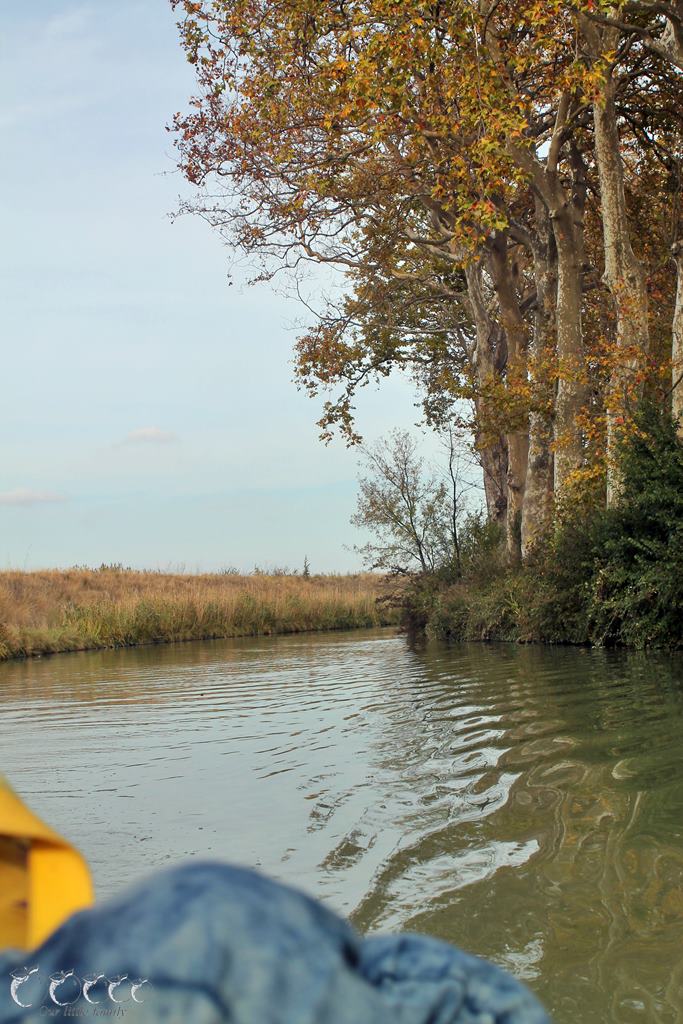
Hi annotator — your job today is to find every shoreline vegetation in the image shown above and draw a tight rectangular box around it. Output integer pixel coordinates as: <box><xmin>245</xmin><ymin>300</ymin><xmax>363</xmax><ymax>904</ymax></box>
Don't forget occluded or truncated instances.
<box><xmin>401</xmin><ymin>405</ymin><xmax>683</xmax><ymax>651</ymax></box>
<box><xmin>0</xmin><ymin>569</ymin><xmax>396</xmax><ymax>662</ymax></box>
<box><xmin>3</xmin><ymin>409</ymin><xmax>680</xmax><ymax>662</ymax></box>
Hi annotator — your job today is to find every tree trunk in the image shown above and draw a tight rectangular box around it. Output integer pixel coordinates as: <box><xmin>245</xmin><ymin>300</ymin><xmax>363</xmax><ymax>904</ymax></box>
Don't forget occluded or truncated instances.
<box><xmin>590</xmin><ymin>28</ymin><xmax>650</xmax><ymax>502</ymax></box>
<box><xmin>673</xmin><ymin>240</ymin><xmax>683</xmax><ymax>437</ymax></box>
<box><xmin>522</xmin><ymin>200</ymin><xmax>557</xmax><ymax>556</ymax></box>
<box><xmin>479</xmin><ymin>433</ymin><xmax>509</xmax><ymax>527</ymax></box>
<box><xmin>552</xmin><ymin>206</ymin><xmax>586</xmax><ymax>490</ymax></box>
<box><xmin>489</xmin><ymin>235</ymin><xmax>529</xmax><ymax>565</ymax></box>
<box><xmin>465</xmin><ymin>263</ymin><xmax>510</xmax><ymax>532</ymax></box>
<box><xmin>510</xmin><ymin>134</ymin><xmax>588</xmax><ymax>492</ymax></box>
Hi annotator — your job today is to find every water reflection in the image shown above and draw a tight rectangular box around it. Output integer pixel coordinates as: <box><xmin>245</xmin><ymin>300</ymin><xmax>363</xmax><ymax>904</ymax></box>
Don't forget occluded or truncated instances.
<box><xmin>2</xmin><ymin>633</ymin><xmax>683</xmax><ymax>1022</ymax></box>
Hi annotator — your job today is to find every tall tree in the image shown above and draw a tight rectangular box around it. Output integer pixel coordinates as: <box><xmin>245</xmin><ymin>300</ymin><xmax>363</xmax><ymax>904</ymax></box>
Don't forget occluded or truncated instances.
<box><xmin>577</xmin><ymin>0</ymin><xmax>683</xmax><ymax>449</ymax></box>
<box><xmin>172</xmin><ymin>0</ymin><xmax>681</xmax><ymax>558</ymax></box>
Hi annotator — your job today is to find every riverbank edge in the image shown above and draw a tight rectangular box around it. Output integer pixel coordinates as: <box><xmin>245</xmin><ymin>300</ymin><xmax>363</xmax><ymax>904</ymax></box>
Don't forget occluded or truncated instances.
<box><xmin>403</xmin><ymin>572</ymin><xmax>683</xmax><ymax>651</ymax></box>
<box><xmin>0</xmin><ymin>569</ymin><xmax>398</xmax><ymax>663</ymax></box>
<box><xmin>0</xmin><ymin>620</ymin><xmax>400</xmax><ymax>663</ymax></box>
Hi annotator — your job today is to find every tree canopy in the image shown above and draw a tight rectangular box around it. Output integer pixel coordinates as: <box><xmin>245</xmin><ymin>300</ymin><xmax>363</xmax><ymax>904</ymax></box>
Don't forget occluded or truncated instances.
<box><xmin>172</xmin><ymin>0</ymin><xmax>683</xmax><ymax>562</ymax></box>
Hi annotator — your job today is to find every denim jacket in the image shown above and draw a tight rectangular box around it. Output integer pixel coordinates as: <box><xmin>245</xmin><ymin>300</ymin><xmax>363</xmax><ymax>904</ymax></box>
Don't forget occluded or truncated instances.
<box><xmin>0</xmin><ymin>861</ymin><xmax>549</xmax><ymax>1023</ymax></box>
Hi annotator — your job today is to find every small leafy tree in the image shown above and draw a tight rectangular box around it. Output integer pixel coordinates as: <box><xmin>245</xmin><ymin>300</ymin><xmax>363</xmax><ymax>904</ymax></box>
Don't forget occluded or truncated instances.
<box><xmin>351</xmin><ymin>430</ymin><xmax>478</xmax><ymax>578</ymax></box>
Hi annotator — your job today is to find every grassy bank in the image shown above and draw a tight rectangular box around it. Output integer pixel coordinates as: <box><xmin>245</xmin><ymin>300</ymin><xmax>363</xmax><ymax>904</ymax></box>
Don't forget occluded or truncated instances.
<box><xmin>0</xmin><ymin>569</ymin><xmax>395</xmax><ymax>661</ymax></box>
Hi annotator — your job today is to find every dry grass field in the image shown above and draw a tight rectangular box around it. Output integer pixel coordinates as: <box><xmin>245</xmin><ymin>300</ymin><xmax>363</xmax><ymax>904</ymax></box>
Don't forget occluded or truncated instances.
<box><xmin>0</xmin><ymin>568</ymin><xmax>395</xmax><ymax>661</ymax></box>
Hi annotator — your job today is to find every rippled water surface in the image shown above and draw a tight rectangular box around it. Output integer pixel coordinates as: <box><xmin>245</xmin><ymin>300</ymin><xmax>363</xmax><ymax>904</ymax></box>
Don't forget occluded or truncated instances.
<box><xmin>3</xmin><ymin>630</ymin><xmax>683</xmax><ymax>1021</ymax></box>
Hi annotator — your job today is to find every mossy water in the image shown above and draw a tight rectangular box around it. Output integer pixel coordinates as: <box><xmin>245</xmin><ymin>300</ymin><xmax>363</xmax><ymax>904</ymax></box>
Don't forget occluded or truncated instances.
<box><xmin>2</xmin><ymin>631</ymin><xmax>683</xmax><ymax>1022</ymax></box>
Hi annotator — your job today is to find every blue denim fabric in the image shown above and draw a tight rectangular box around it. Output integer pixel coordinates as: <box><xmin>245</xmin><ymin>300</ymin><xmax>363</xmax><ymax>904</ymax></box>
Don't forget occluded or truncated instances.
<box><xmin>0</xmin><ymin>862</ymin><xmax>550</xmax><ymax>1023</ymax></box>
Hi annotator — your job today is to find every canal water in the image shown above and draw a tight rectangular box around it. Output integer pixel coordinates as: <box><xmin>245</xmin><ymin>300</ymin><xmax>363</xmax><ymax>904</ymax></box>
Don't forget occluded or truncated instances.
<box><xmin>2</xmin><ymin>629</ymin><xmax>683</xmax><ymax>1022</ymax></box>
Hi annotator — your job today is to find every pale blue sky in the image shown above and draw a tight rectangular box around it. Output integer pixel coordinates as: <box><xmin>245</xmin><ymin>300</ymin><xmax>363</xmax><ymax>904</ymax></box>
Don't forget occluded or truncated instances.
<box><xmin>0</xmin><ymin>1</ymin><xmax>439</xmax><ymax>573</ymax></box>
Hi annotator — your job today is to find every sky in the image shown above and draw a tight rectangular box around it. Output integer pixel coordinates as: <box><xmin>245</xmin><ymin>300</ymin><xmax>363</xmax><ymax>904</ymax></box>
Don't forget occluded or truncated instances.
<box><xmin>0</xmin><ymin>1</ymin><xmax>443</xmax><ymax>573</ymax></box>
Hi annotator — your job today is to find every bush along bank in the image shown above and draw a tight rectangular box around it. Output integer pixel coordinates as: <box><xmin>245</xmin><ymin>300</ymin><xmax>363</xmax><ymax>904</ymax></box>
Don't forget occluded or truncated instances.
<box><xmin>403</xmin><ymin>404</ymin><xmax>683</xmax><ymax>650</ymax></box>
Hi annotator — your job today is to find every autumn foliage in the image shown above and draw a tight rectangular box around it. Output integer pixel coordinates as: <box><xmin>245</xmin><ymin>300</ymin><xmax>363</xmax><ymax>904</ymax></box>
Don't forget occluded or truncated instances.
<box><xmin>171</xmin><ymin>0</ymin><xmax>683</xmax><ymax>564</ymax></box>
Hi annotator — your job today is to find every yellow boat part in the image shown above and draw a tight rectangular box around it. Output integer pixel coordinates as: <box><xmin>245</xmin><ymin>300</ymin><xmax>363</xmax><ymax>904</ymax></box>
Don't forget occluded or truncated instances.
<box><xmin>0</xmin><ymin>778</ymin><xmax>93</xmax><ymax>950</ymax></box>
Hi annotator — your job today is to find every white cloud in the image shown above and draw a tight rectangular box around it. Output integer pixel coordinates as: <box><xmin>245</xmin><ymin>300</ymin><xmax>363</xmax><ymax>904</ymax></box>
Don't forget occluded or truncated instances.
<box><xmin>120</xmin><ymin>427</ymin><xmax>179</xmax><ymax>446</ymax></box>
<box><xmin>0</xmin><ymin>489</ymin><xmax>66</xmax><ymax>507</ymax></box>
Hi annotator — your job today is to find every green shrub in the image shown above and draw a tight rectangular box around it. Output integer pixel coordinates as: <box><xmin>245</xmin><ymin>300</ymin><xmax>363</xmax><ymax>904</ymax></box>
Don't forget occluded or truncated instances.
<box><xmin>459</xmin><ymin>512</ymin><xmax>506</xmax><ymax>581</ymax></box>
<box><xmin>410</xmin><ymin>402</ymin><xmax>683</xmax><ymax>650</ymax></box>
<box><xmin>588</xmin><ymin>404</ymin><xmax>683</xmax><ymax>648</ymax></box>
